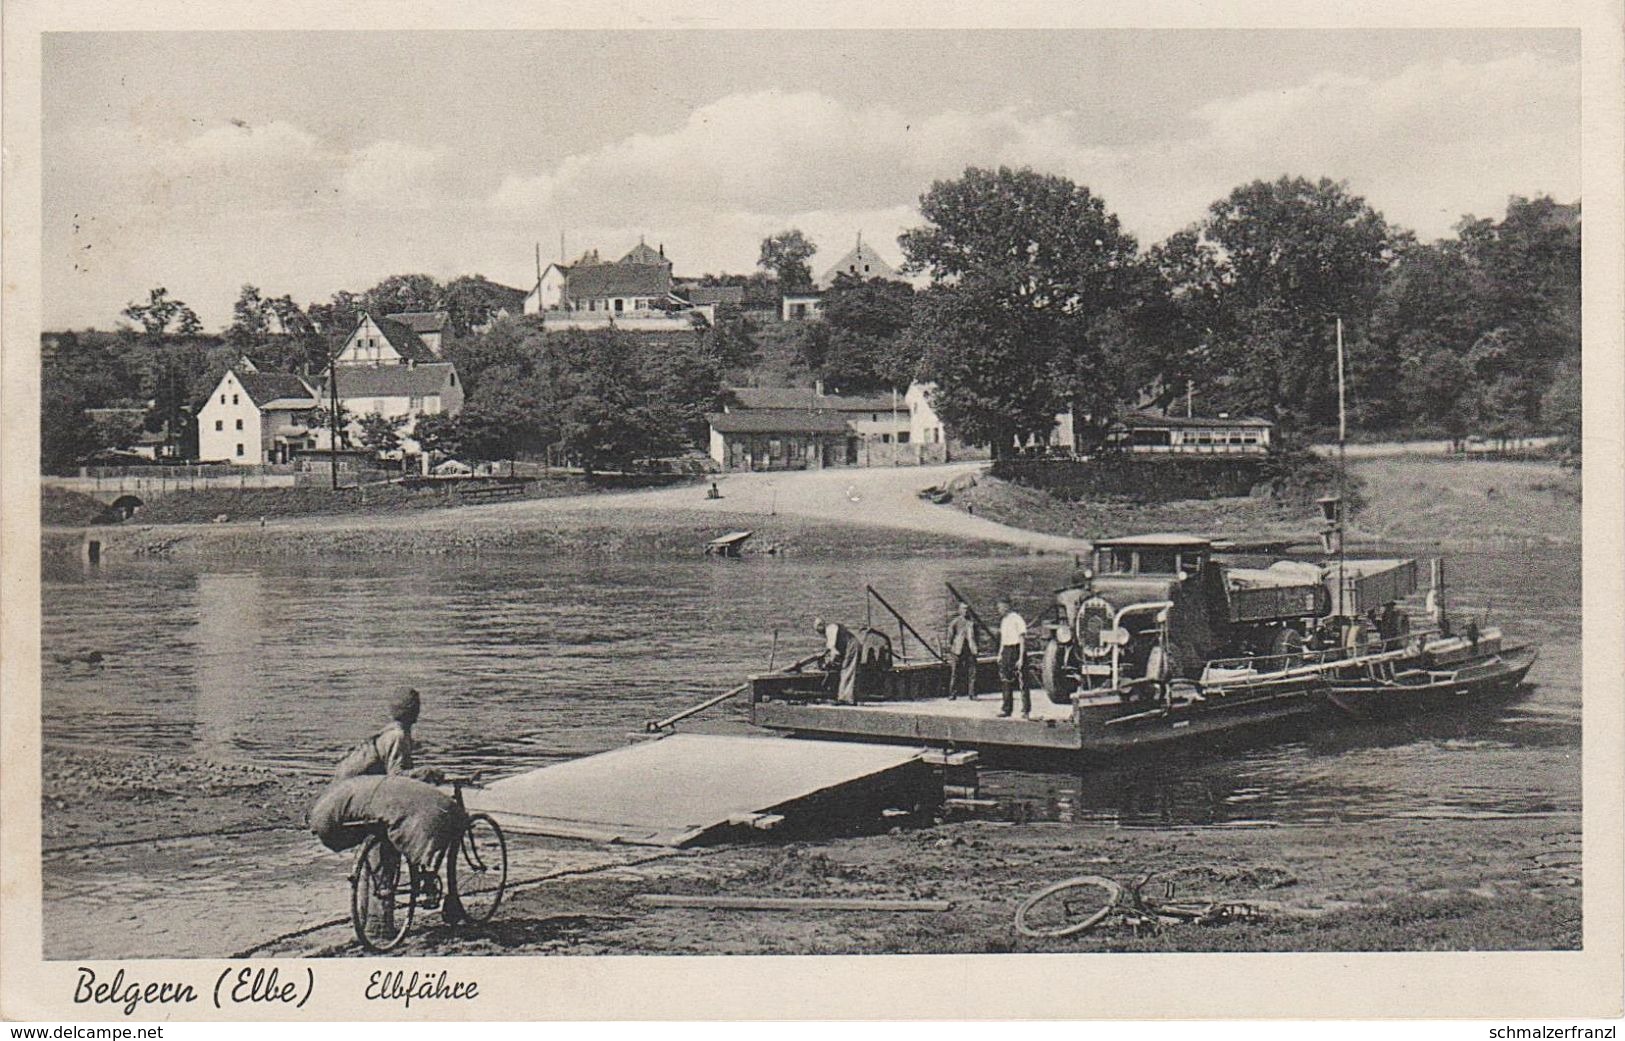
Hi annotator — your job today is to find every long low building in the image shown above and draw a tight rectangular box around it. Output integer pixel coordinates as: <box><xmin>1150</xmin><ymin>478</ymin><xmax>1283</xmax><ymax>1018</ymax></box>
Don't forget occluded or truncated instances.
<box><xmin>706</xmin><ymin>383</ymin><xmax>950</xmax><ymax>471</ymax></box>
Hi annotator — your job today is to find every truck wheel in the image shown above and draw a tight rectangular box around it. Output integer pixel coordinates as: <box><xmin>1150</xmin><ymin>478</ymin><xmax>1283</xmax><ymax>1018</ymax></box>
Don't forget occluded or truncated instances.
<box><xmin>1042</xmin><ymin>640</ymin><xmax>1076</xmax><ymax>704</ymax></box>
<box><xmin>1269</xmin><ymin>628</ymin><xmax>1305</xmax><ymax>669</ymax></box>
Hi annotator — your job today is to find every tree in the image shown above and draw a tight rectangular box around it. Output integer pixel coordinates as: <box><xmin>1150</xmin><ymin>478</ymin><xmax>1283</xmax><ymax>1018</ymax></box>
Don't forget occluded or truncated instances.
<box><xmin>444</xmin><ymin>275</ymin><xmax>520</xmax><ymax>337</ymax></box>
<box><xmin>121</xmin><ymin>287</ymin><xmax>203</xmax><ymax>339</ymax></box>
<box><xmin>1163</xmin><ymin>176</ymin><xmax>1397</xmax><ymax>432</ymax></box>
<box><xmin>310</xmin><ymin>402</ymin><xmax>354</xmax><ymax>447</ymax></box>
<box><xmin>308</xmin><ymin>290</ymin><xmax>364</xmax><ymax>344</ymax></box>
<box><xmin>363</xmin><ymin>274</ymin><xmax>442</xmax><ymax>316</ymax></box>
<box><xmin>358</xmin><ymin>411</ymin><xmax>405</xmax><ymax>455</ymax></box>
<box><xmin>543</xmin><ymin>330</ymin><xmax>678</xmax><ymax>471</ymax></box>
<box><xmin>900</xmin><ymin>286</ymin><xmax>1067</xmax><ymax>452</ymax></box>
<box><xmin>694</xmin><ymin>304</ymin><xmax>761</xmax><ymax>371</ymax></box>
<box><xmin>411</xmin><ymin>412</ymin><xmax>464</xmax><ymax>461</ymax></box>
<box><xmin>899</xmin><ymin>166</ymin><xmax>1143</xmax><ymax>453</ymax></box>
<box><xmin>806</xmin><ymin>274</ymin><xmax>917</xmax><ymax>392</ymax></box>
<box><xmin>758</xmin><ymin>230</ymin><xmax>817</xmax><ymax>289</ymax></box>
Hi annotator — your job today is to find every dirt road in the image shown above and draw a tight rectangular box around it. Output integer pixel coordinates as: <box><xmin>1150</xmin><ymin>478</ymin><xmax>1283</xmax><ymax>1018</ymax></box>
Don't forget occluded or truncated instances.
<box><xmin>251</xmin><ymin>462</ymin><xmax>1089</xmax><ymax>554</ymax></box>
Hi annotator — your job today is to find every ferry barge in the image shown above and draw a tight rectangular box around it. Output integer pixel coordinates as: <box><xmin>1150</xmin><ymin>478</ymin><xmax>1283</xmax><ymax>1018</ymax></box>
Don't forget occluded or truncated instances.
<box><xmin>747</xmin><ymin>533</ymin><xmax>1535</xmax><ymax>757</ymax></box>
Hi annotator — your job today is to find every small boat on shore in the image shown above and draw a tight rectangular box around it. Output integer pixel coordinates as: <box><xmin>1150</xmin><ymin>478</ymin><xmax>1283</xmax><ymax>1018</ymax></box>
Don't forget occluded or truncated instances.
<box><xmin>745</xmin><ymin>532</ymin><xmax>1536</xmax><ymax>759</ymax></box>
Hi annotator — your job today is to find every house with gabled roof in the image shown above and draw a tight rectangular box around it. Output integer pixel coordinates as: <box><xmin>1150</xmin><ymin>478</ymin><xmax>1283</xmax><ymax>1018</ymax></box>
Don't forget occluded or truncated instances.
<box><xmin>523</xmin><ymin>238</ymin><xmax>680</xmax><ymax>318</ymax></box>
<box><xmin>333</xmin><ymin>310</ymin><xmax>438</xmax><ymax>367</ymax></box>
<box><xmin>197</xmin><ymin>368</ymin><xmax>322</xmax><ymax>465</ymax></box>
<box><xmin>816</xmin><ymin>233</ymin><xmax>899</xmax><ymax>289</ymax></box>
<box><xmin>319</xmin><ymin>362</ymin><xmax>465</xmax><ymax>460</ymax></box>
<box><xmin>383</xmin><ymin>310</ymin><xmax>450</xmax><ymax>355</ymax></box>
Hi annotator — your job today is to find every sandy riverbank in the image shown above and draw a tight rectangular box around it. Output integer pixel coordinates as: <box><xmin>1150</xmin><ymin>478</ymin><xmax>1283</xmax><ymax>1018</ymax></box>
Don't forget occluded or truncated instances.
<box><xmin>45</xmin><ymin>462</ymin><xmax>1086</xmax><ymax>563</ymax></box>
<box><xmin>48</xmin><ymin>455</ymin><xmax>1579</xmax><ymax>567</ymax></box>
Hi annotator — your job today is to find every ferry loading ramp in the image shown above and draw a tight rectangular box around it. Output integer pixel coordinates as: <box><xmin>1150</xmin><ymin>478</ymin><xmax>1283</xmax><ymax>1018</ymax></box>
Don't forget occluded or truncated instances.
<box><xmin>463</xmin><ymin>733</ymin><xmax>934</xmax><ymax>847</ymax></box>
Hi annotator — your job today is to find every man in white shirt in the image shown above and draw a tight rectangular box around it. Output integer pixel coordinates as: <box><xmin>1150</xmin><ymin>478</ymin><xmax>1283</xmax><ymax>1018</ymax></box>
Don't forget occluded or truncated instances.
<box><xmin>996</xmin><ymin>598</ymin><xmax>1030</xmax><ymax>718</ymax></box>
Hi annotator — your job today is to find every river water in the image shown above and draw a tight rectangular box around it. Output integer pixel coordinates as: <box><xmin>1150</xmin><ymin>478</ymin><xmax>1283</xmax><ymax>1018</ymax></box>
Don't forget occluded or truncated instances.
<box><xmin>41</xmin><ymin>545</ymin><xmax>1580</xmax><ymax>829</ymax></box>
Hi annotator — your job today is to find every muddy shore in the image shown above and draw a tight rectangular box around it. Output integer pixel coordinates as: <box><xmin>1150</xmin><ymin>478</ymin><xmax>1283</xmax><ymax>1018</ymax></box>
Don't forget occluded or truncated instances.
<box><xmin>42</xmin><ymin>746</ymin><xmax>1579</xmax><ymax>958</ymax></box>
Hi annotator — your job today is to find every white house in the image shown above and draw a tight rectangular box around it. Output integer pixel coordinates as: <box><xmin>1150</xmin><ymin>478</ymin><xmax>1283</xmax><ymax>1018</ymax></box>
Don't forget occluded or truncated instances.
<box><xmin>781</xmin><ymin>291</ymin><xmax>824</xmax><ymax>322</ymax></box>
<box><xmin>333</xmin><ymin>311</ymin><xmax>439</xmax><ymax>367</ymax></box>
<box><xmin>522</xmin><ymin>263</ymin><xmax>572</xmax><ymax>314</ymax></box>
<box><xmin>197</xmin><ymin>369</ymin><xmax>321</xmax><ymax>465</ymax></box>
<box><xmin>523</xmin><ymin>240</ymin><xmax>677</xmax><ymax>317</ymax></box>
<box><xmin>317</xmin><ymin>362</ymin><xmax>465</xmax><ymax>457</ymax></box>
<box><xmin>905</xmin><ymin>382</ymin><xmax>947</xmax><ymax>449</ymax></box>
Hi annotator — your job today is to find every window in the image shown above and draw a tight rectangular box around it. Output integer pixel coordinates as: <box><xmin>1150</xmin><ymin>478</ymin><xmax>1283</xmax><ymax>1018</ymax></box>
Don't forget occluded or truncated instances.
<box><xmin>232</xmin><ymin>394</ymin><xmax>239</xmax><ymax>405</ymax></box>
<box><xmin>235</xmin><ymin>443</ymin><xmax>244</xmax><ymax>457</ymax></box>
<box><xmin>409</xmin><ymin>395</ymin><xmax>424</xmax><ymax>411</ymax></box>
<box><xmin>614</xmin><ymin>299</ymin><xmax>624</xmax><ymax>312</ymax></box>
<box><xmin>215</xmin><ymin>420</ymin><xmax>223</xmax><ymax>431</ymax></box>
<box><xmin>220</xmin><ymin>394</ymin><xmax>227</xmax><ymax>404</ymax></box>
<box><xmin>1138</xmin><ymin>550</ymin><xmax>1178</xmax><ymax>575</ymax></box>
<box><xmin>235</xmin><ymin>418</ymin><xmax>243</xmax><ymax>430</ymax></box>
<box><xmin>897</xmin><ymin>431</ymin><xmax>910</xmax><ymax>444</ymax></box>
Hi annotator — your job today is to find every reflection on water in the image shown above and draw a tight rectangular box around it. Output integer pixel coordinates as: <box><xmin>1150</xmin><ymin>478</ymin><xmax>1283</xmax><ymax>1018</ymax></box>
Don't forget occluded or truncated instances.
<box><xmin>42</xmin><ymin>544</ymin><xmax>1580</xmax><ymax>828</ymax></box>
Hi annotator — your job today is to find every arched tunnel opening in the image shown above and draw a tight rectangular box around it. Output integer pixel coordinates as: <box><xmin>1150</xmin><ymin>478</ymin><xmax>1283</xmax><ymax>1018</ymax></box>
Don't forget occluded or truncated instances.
<box><xmin>107</xmin><ymin>495</ymin><xmax>144</xmax><ymax>521</ymax></box>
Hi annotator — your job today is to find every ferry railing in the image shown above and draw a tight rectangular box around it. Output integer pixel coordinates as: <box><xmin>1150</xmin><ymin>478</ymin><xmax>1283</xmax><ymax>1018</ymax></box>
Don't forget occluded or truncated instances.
<box><xmin>1199</xmin><ymin>628</ymin><xmax>1446</xmax><ymax>691</ymax></box>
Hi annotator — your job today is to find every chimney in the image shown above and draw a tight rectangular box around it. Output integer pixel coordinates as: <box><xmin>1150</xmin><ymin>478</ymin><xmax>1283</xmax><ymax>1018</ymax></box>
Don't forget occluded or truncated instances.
<box><xmin>815</xmin><ymin>379</ymin><xmax>825</xmax><ymax>398</ymax></box>
<box><xmin>659</xmin><ymin>243</ymin><xmax>665</xmax><ymax>258</ymax></box>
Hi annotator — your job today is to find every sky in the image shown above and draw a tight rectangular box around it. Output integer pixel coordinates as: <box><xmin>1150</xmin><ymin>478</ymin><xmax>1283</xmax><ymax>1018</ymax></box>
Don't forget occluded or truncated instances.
<box><xmin>42</xmin><ymin>30</ymin><xmax>1580</xmax><ymax>330</ymax></box>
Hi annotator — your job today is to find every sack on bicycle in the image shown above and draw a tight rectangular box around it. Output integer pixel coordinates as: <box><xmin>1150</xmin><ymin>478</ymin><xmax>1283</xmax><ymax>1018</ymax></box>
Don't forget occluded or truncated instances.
<box><xmin>309</xmin><ymin>775</ymin><xmax>468</xmax><ymax>869</ymax></box>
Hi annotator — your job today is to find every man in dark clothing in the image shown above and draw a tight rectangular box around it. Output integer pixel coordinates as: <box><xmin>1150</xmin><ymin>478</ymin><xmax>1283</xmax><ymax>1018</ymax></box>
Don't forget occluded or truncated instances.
<box><xmin>946</xmin><ymin>602</ymin><xmax>979</xmax><ymax>700</ymax></box>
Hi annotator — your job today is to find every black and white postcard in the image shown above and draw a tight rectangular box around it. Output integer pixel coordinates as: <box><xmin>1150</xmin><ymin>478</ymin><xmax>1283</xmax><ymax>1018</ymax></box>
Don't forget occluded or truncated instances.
<box><xmin>3</xmin><ymin>0</ymin><xmax>1621</xmax><ymax>1023</ymax></box>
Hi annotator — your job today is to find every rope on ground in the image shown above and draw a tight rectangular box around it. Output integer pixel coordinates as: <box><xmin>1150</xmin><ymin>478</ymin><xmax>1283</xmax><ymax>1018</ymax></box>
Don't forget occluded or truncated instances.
<box><xmin>43</xmin><ymin>823</ymin><xmax>303</xmax><ymax>856</ymax></box>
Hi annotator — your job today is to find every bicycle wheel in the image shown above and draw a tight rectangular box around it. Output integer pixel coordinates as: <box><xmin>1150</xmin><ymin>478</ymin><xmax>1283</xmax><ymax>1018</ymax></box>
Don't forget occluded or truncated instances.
<box><xmin>455</xmin><ymin>813</ymin><xmax>508</xmax><ymax>923</ymax></box>
<box><xmin>351</xmin><ymin>834</ymin><xmax>419</xmax><ymax>952</ymax></box>
<box><xmin>1015</xmin><ymin>876</ymin><xmax>1122</xmax><ymax>938</ymax></box>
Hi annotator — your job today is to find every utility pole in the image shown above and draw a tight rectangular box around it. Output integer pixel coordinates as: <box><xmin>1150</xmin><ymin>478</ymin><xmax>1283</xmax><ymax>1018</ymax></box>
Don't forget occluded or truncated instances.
<box><xmin>328</xmin><ymin>353</ymin><xmax>341</xmax><ymax>490</ymax></box>
<box><xmin>1335</xmin><ymin>317</ymin><xmax>1347</xmax><ymax>618</ymax></box>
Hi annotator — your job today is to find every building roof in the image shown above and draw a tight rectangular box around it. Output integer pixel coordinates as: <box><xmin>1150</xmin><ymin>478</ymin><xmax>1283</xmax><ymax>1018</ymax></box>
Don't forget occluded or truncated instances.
<box><xmin>323</xmin><ymin>362</ymin><xmax>458</xmax><ymax>399</ymax></box>
<box><xmin>620</xmin><ymin>241</ymin><xmax>669</xmax><ymax>266</ymax></box>
<box><xmin>238</xmin><ymin>372</ymin><xmax>319</xmax><ymax>408</ymax></box>
<box><xmin>818</xmin><ymin>237</ymin><xmax>899</xmax><ymax>288</ymax></box>
<box><xmin>1114</xmin><ymin>411</ymin><xmax>1274</xmax><ymax>429</ymax></box>
<box><xmin>728</xmin><ymin>386</ymin><xmax>896</xmax><ymax>413</ymax></box>
<box><xmin>365</xmin><ymin>314</ymin><xmax>438</xmax><ymax>363</ymax></box>
<box><xmin>707</xmin><ymin>411</ymin><xmax>854</xmax><ymax>435</ymax></box>
<box><xmin>676</xmin><ymin>285</ymin><xmax>745</xmax><ymax>307</ymax></box>
<box><xmin>385</xmin><ymin>310</ymin><xmax>451</xmax><ymax>334</ymax></box>
<box><xmin>565</xmin><ymin>263</ymin><xmax>671</xmax><ymax>301</ymax></box>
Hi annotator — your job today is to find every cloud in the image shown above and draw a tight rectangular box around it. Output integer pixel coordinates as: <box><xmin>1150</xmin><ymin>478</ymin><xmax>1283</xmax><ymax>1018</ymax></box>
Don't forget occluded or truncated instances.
<box><xmin>489</xmin><ymin>51</ymin><xmax>1576</xmax><ymax>260</ymax></box>
<box><xmin>43</xmin><ymin>51</ymin><xmax>1579</xmax><ymax>329</ymax></box>
<box><xmin>492</xmin><ymin>89</ymin><xmax>1117</xmax><ymax>224</ymax></box>
<box><xmin>50</xmin><ymin>119</ymin><xmax>465</xmax><ymax>216</ymax></box>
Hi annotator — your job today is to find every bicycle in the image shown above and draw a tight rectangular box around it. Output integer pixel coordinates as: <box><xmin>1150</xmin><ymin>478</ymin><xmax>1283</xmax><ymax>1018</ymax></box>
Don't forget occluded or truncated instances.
<box><xmin>1014</xmin><ymin>872</ymin><xmax>1256</xmax><ymax>939</ymax></box>
<box><xmin>348</xmin><ymin>775</ymin><xmax>509</xmax><ymax>953</ymax></box>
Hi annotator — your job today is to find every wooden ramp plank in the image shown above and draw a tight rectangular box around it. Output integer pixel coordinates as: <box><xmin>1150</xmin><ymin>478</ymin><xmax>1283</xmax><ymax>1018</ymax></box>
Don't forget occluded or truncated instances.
<box><xmin>463</xmin><ymin>734</ymin><xmax>927</xmax><ymax>847</ymax></box>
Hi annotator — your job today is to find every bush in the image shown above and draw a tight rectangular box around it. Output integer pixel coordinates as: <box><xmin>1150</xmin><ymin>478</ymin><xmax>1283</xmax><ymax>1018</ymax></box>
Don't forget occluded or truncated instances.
<box><xmin>1260</xmin><ymin>443</ymin><xmax>1367</xmax><ymax>515</ymax></box>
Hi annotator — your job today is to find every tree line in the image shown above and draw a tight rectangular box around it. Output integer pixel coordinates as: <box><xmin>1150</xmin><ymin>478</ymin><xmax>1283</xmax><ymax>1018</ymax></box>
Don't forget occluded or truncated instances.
<box><xmin>42</xmin><ymin>167</ymin><xmax>1580</xmax><ymax>474</ymax></box>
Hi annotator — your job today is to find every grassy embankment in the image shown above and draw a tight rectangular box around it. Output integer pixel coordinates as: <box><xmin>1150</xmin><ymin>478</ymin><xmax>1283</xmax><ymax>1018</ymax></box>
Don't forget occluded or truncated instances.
<box><xmin>952</xmin><ymin>455</ymin><xmax>1580</xmax><ymax>547</ymax></box>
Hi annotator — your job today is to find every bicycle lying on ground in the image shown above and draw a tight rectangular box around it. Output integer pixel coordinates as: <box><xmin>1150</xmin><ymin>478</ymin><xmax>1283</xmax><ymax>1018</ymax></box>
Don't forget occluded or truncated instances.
<box><xmin>1014</xmin><ymin>872</ymin><xmax>1257</xmax><ymax>939</ymax></box>
<box><xmin>348</xmin><ymin>776</ymin><xmax>509</xmax><ymax>952</ymax></box>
